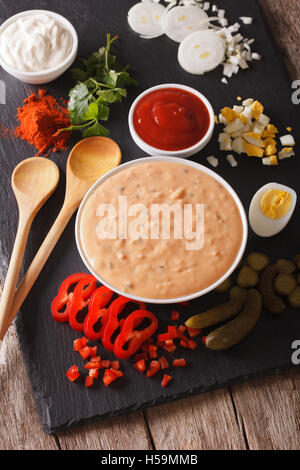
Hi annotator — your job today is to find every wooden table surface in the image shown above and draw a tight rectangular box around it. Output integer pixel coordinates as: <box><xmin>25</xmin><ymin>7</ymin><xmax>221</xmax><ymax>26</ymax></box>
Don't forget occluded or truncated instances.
<box><xmin>0</xmin><ymin>0</ymin><xmax>299</xmax><ymax>451</ymax></box>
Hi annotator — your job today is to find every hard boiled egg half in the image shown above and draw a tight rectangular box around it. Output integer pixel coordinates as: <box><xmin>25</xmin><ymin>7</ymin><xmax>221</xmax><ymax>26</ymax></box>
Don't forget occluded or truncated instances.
<box><xmin>249</xmin><ymin>183</ymin><xmax>297</xmax><ymax>237</ymax></box>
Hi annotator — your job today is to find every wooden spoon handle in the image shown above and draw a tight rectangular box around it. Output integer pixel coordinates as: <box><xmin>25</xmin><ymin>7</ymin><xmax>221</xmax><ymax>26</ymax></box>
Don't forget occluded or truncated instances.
<box><xmin>0</xmin><ymin>215</ymin><xmax>32</xmax><ymax>340</ymax></box>
<box><xmin>2</xmin><ymin>204</ymin><xmax>76</xmax><ymax>339</ymax></box>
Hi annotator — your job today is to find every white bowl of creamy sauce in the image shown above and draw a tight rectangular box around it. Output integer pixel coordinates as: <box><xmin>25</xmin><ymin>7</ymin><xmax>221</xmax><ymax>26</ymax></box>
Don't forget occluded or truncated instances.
<box><xmin>0</xmin><ymin>10</ymin><xmax>78</xmax><ymax>84</ymax></box>
<box><xmin>76</xmin><ymin>157</ymin><xmax>248</xmax><ymax>304</ymax></box>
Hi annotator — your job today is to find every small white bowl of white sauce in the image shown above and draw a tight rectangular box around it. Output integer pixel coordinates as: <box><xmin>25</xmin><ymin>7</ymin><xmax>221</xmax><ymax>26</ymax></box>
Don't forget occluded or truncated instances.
<box><xmin>0</xmin><ymin>10</ymin><xmax>78</xmax><ymax>84</ymax></box>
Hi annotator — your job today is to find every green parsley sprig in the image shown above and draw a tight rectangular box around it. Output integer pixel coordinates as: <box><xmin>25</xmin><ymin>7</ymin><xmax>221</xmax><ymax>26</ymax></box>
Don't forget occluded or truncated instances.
<box><xmin>61</xmin><ymin>34</ymin><xmax>138</xmax><ymax>138</ymax></box>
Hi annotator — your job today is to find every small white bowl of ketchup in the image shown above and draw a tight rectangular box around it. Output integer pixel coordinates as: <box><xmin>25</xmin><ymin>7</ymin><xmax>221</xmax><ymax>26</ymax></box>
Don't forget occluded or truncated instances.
<box><xmin>128</xmin><ymin>84</ymin><xmax>215</xmax><ymax>158</ymax></box>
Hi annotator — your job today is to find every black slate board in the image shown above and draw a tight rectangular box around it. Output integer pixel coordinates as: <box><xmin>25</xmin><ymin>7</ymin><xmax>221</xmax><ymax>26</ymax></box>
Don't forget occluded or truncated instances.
<box><xmin>0</xmin><ymin>0</ymin><xmax>299</xmax><ymax>434</ymax></box>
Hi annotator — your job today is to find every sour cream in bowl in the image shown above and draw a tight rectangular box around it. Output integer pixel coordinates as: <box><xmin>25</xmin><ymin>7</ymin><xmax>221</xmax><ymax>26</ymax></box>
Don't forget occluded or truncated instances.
<box><xmin>0</xmin><ymin>10</ymin><xmax>78</xmax><ymax>84</ymax></box>
<box><xmin>128</xmin><ymin>84</ymin><xmax>215</xmax><ymax>158</ymax></box>
<box><xmin>76</xmin><ymin>157</ymin><xmax>248</xmax><ymax>304</ymax></box>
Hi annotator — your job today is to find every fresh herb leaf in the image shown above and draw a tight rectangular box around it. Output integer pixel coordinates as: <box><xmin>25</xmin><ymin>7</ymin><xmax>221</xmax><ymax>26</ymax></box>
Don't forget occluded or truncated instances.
<box><xmin>83</xmin><ymin>121</ymin><xmax>109</xmax><ymax>138</ymax></box>
<box><xmin>60</xmin><ymin>33</ymin><xmax>137</xmax><ymax>138</ymax></box>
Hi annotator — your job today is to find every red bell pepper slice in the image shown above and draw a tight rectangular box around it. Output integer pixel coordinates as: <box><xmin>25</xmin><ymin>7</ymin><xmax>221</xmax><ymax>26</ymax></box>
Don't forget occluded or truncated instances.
<box><xmin>51</xmin><ymin>273</ymin><xmax>89</xmax><ymax>323</ymax></box>
<box><xmin>161</xmin><ymin>374</ymin><xmax>172</xmax><ymax>387</ymax></box>
<box><xmin>68</xmin><ymin>275</ymin><xmax>98</xmax><ymax>332</ymax></box>
<box><xmin>83</xmin><ymin>286</ymin><xmax>113</xmax><ymax>340</ymax></box>
<box><xmin>113</xmin><ymin>309</ymin><xmax>158</xmax><ymax>359</ymax></box>
<box><xmin>102</xmin><ymin>296</ymin><xmax>146</xmax><ymax>351</ymax></box>
<box><xmin>65</xmin><ymin>365</ymin><xmax>80</xmax><ymax>382</ymax></box>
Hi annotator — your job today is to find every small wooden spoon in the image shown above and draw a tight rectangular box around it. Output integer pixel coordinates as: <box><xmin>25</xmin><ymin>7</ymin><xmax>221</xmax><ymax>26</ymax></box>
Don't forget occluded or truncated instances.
<box><xmin>3</xmin><ymin>136</ymin><xmax>121</xmax><ymax>339</ymax></box>
<box><xmin>0</xmin><ymin>157</ymin><xmax>59</xmax><ymax>343</ymax></box>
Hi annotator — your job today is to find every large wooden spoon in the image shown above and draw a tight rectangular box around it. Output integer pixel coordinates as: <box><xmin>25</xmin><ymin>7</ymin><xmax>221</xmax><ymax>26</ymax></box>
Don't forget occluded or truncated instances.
<box><xmin>0</xmin><ymin>157</ymin><xmax>59</xmax><ymax>344</ymax></box>
<box><xmin>2</xmin><ymin>136</ymin><xmax>121</xmax><ymax>341</ymax></box>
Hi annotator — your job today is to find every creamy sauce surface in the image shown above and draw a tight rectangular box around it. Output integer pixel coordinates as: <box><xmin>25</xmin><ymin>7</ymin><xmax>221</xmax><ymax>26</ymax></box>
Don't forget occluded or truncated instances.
<box><xmin>80</xmin><ymin>161</ymin><xmax>244</xmax><ymax>299</ymax></box>
<box><xmin>0</xmin><ymin>14</ymin><xmax>73</xmax><ymax>72</ymax></box>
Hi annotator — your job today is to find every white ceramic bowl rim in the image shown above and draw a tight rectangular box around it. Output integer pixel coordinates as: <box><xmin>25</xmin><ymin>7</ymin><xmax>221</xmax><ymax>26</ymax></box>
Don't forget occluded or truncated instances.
<box><xmin>128</xmin><ymin>83</ymin><xmax>215</xmax><ymax>156</ymax></box>
<box><xmin>0</xmin><ymin>9</ymin><xmax>78</xmax><ymax>76</ymax></box>
<box><xmin>75</xmin><ymin>156</ymin><xmax>248</xmax><ymax>305</ymax></box>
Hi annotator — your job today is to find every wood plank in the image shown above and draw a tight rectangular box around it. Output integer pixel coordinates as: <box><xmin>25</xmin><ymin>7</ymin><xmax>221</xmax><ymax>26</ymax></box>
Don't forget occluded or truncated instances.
<box><xmin>58</xmin><ymin>412</ymin><xmax>152</xmax><ymax>450</ymax></box>
<box><xmin>231</xmin><ymin>370</ymin><xmax>300</xmax><ymax>450</ymax></box>
<box><xmin>258</xmin><ymin>0</ymin><xmax>300</xmax><ymax>79</ymax></box>
<box><xmin>145</xmin><ymin>390</ymin><xmax>246</xmax><ymax>450</ymax></box>
<box><xmin>0</xmin><ymin>322</ymin><xmax>58</xmax><ymax>450</ymax></box>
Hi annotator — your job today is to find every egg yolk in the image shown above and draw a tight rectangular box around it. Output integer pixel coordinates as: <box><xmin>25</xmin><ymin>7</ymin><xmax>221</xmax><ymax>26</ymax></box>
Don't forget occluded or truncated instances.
<box><xmin>260</xmin><ymin>189</ymin><xmax>292</xmax><ymax>219</ymax></box>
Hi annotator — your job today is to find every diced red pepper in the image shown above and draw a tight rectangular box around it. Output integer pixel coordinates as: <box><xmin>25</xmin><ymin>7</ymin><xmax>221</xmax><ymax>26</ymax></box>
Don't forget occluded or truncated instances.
<box><xmin>173</xmin><ymin>358</ymin><xmax>186</xmax><ymax>367</ymax></box>
<box><xmin>65</xmin><ymin>365</ymin><xmax>80</xmax><ymax>382</ymax></box>
<box><xmin>171</xmin><ymin>310</ymin><xmax>180</xmax><ymax>321</ymax></box>
<box><xmin>134</xmin><ymin>352</ymin><xmax>148</xmax><ymax>362</ymax></box>
<box><xmin>163</xmin><ymin>343</ymin><xmax>176</xmax><ymax>353</ymax></box>
<box><xmin>187</xmin><ymin>327</ymin><xmax>202</xmax><ymax>338</ymax></box>
<box><xmin>90</xmin><ymin>355</ymin><xmax>101</xmax><ymax>362</ymax></box>
<box><xmin>79</xmin><ymin>346</ymin><xmax>93</xmax><ymax>360</ymax></box>
<box><xmin>111</xmin><ymin>361</ymin><xmax>120</xmax><ymax>370</ymax></box>
<box><xmin>158</xmin><ymin>356</ymin><xmax>169</xmax><ymax>370</ymax></box>
<box><xmin>68</xmin><ymin>275</ymin><xmax>98</xmax><ymax>331</ymax></box>
<box><xmin>202</xmin><ymin>336</ymin><xmax>207</xmax><ymax>345</ymax></box>
<box><xmin>180</xmin><ymin>340</ymin><xmax>188</xmax><ymax>349</ymax></box>
<box><xmin>85</xmin><ymin>360</ymin><xmax>102</xmax><ymax>370</ymax></box>
<box><xmin>73</xmin><ymin>337</ymin><xmax>89</xmax><ymax>351</ymax></box>
<box><xmin>89</xmin><ymin>369</ymin><xmax>99</xmax><ymax>379</ymax></box>
<box><xmin>134</xmin><ymin>359</ymin><xmax>146</xmax><ymax>373</ymax></box>
<box><xmin>167</xmin><ymin>325</ymin><xmax>179</xmax><ymax>338</ymax></box>
<box><xmin>113</xmin><ymin>309</ymin><xmax>158</xmax><ymax>359</ymax></box>
<box><xmin>99</xmin><ymin>360</ymin><xmax>111</xmax><ymax>369</ymax></box>
<box><xmin>161</xmin><ymin>374</ymin><xmax>172</xmax><ymax>387</ymax></box>
<box><xmin>148</xmin><ymin>344</ymin><xmax>158</xmax><ymax>359</ymax></box>
<box><xmin>188</xmin><ymin>340</ymin><xmax>197</xmax><ymax>350</ymax></box>
<box><xmin>157</xmin><ymin>332</ymin><xmax>172</xmax><ymax>344</ymax></box>
<box><xmin>103</xmin><ymin>368</ymin><xmax>124</xmax><ymax>386</ymax></box>
<box><xmin>146</xmin><ymin>360</ymin><xmax>160</xmax><ymax>378</ymax></box>
<box><xmin>83</xmin><ymin>286</ymin><xmax>113</xmax><ymax>340</ymax></box>
<box><xmin>89</xmin><ymin>346</ymin><xmax>98</xmax><ymax>357</ymax></box>
<box><xmin>102</xmin><ymin>297</ymin><xmax>146</xmax><ymax>351</ymax></box>
<box><xmin>51</xmin><ymin>273</ymin><xmax>89</xmax><ymax>323</ymax></box>
<box><xmin>85</xmin><ymin>376</ymin><xmax>94</xmax><ymax>388</ymax></box>
<box><xmin>177</xmin><ymin>325</ymin><xmax>187</xmax><ymax>336</ymax></box>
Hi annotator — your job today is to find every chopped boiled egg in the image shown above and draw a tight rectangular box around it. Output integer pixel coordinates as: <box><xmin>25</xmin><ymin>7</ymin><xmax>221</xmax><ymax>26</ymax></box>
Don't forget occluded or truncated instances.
<box><xmin>264</xmin><ymin>144</ymin><xmax>277</xmax><ymax>156</ymax></box>
<box><xmin>251</xmin><ymin>101</ymin><xmax>264</xmax><ymax>120</ymax></box>
<box><xmin>249</xmin><ymin>183</ymin><xmax>297</xmax><ymax>237</ymax></box>
<box><xmin>244</xmin><ymin>142</ymin><xmax>264</xmax><ymax>157</ymax></box>
<box><xmin>280</xmin><ymin>134</ymin><xmax>295</xmax><ymax>146</ymax></box>
<box><xmin>262</xmin><ymin>155</ymin><xmax>278</xmax><ymax>166</ymax></box>
<box><xmin>278</xmin><ymin>148</ymin><xmax>295</xmax><ymax>160</ymax></box>
<box><xmin>243</xmin><ymin>132</ymin><xmax>263</xmax><ymax>147</ymax></box>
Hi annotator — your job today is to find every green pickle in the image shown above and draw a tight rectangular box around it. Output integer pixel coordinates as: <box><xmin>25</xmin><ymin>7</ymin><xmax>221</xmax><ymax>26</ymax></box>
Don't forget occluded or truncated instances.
<box><xmin>274</xmin><ymin>273</ymin><xmax>297</xmax><ymax>296</ymax></box>
<box><xmin>288</xmin><ymin>287</ymin><xmax>300</xmax><ymax>309</ymax></box>
<box><xmin>259</xmin><ymin>265</ymin><xmax>285</xmax><ymax>314</ymax></box>
<box><xmin>185</xmin><ymin>300</ymin><xmax>245</xmax><ymax>329</ymax></box>
<box><xmin>237</xmin><ymin>266</ymin><xmax>259</xmax><ymax>288</ymax></box>
<box><xmin>205</xmin><ymin>289</ymin><xmax>262</xmax><ymax>351</ymax></box>
<box><xmin>247</xmin><ymin>252</ymin><xmax>270</xmax><ymax>272</ymax></box>
<box><xmin>276</xmin><ymin>259</ymin><xmax>296</xmax><ymax>274</ymax></box>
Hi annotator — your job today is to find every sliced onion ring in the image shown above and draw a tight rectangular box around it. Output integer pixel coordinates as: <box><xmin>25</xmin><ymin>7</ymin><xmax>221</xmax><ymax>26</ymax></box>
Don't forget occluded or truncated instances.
<box><xmin>128</xmin><ymin>1</ymin><xmax>166</xmax><ymax>38</ymax></box>
<box><xmin>178</xmin><ymin>30</ymin><xmax>225</xmax><ymax>75</ymax></box>
<box><xmin>162</xmin><ymin>5</ymin><xmax>210</xmax><ymax>43</ymax></box>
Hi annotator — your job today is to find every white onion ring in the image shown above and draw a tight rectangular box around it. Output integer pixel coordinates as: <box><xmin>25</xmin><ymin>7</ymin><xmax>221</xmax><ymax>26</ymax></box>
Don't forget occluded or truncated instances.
<box><xmin>162</xmin><ymin>5</ymin><xmax>209</xmax><ymax>43</ymax></box>
<box><xmin>178</xmin><ymin>30</ymin><xmax>225</xmax><ymax>74</ymax></box>
<box><xmin>128</xmin><ymin>2</ymin><xmax>166</xmax><ymax>38</ymax></box>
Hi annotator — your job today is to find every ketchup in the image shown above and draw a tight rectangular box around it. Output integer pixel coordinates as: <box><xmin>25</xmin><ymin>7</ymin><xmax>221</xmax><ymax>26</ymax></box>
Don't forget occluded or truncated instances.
<box><xmin>133</xmin><ymin>88</ymin><xmax>210</xmax><ymax>151</ymax></box>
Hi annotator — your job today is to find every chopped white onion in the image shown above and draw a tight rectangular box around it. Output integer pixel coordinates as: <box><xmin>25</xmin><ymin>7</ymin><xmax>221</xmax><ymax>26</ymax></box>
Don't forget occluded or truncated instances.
<box><xmin>207</xmin><ymin>156</ymin><xmax>219</xmax><ymax>167</ymax></box>
<box><xmin>178</xmin><ymin>29</ymin><xmax>225</xmax><ymax>74</ymax></box>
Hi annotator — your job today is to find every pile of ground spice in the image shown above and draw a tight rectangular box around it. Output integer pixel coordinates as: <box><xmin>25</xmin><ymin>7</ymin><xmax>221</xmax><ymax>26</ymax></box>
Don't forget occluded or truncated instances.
<box><xmin>3</xmin><ymin>89</ymin><xmax>71</xmax><ymax>157</ymax></box>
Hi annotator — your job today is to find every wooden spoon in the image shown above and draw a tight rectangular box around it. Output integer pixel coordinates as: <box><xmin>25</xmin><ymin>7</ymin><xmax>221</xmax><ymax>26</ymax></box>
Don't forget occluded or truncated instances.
<box><xmin>0</xmin><ymin>157</ymin><xmax>59</xmax><ymax>344</ymax></box>
<box><xmin>2</xmin><ymin>136</ymin><xmax>121</xmax><ymax>340</ymax></box>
